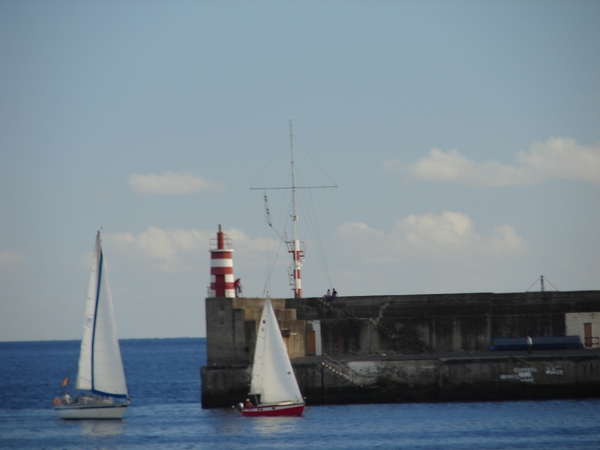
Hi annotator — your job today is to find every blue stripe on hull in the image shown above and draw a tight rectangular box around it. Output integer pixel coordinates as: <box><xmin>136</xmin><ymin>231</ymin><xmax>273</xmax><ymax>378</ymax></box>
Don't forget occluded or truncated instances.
<box><xmin>56</xmin><ymin>404</ymin><xmax>128</xmax><ymax>411</ymax></box>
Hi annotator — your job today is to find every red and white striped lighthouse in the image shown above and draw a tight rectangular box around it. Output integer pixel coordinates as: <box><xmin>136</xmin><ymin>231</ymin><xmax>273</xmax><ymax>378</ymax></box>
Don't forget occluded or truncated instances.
<box><xmin>209</xmin><ymin>225</ymin><xmax>235</xmax><ymax>298</ymax></box>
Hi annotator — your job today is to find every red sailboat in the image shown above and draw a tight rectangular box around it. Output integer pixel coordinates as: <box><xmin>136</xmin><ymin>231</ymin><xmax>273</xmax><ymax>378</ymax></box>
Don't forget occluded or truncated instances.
<box><xmin>241</xmin><ymin>297</ymin><xmax>305</xmax><ymax>417</ymax></box>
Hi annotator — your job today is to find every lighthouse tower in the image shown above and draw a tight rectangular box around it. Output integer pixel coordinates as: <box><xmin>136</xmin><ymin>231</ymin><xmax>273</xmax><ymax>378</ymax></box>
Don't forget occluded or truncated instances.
<box><xmin>209</xmin><ymin>225</ymin><xmax>235</xmax><ymax>298</ymax></box>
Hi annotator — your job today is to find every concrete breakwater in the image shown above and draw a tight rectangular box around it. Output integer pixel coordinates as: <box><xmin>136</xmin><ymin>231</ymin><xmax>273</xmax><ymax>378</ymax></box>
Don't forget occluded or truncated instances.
<box><xmin>201</xmin><ymin>351</ymin><xmax>600</xmax><ymax>407</ymax></box>
<box><xmin>201</xmin><ymin>291</ymin><xmax>600</xmax><ymax>408</ymax></box>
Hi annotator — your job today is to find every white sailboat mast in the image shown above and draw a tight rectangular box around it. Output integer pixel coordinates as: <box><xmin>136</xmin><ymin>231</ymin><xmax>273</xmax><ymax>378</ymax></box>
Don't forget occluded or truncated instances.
<box><xmin>289</xmin><ymin>120</ymin><xmax>302</xmax><ymax>299</ymax></box>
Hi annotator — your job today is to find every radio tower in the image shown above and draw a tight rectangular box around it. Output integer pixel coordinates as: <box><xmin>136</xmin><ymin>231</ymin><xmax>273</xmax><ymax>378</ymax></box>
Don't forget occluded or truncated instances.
<box><xmin>251</xmin><ymin>120</ymin><xmax>336</xmax><ymax>299</ymax></box>
<box><xmin>288</xmin><ymin>121</ymin><xmax>304</xmax><ymax>298</ymax></box>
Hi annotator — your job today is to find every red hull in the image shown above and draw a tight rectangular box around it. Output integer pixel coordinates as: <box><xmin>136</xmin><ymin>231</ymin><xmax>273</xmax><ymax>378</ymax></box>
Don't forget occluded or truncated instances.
<box><xmin>241</xmin><ymin>403</ymin><xmax>305</xmax><ymax>417</ymax></box>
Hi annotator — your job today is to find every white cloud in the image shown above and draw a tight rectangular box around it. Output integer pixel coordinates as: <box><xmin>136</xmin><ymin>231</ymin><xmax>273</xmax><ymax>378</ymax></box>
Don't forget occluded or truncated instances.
<box><xmin>336</xmin><ymin>211</ymin><xmax>527</xmax><ymax>262</ymax></box>
<box><xmin>337</xmin><ymin>222</ymin><xmax>384</xmax><ymax>241</ymax></box>
<box><xmin>383</xmin><ymin>137</ymin><xmax>600</xmax><ymax>186</ymax></box>
<box><xmin>129</xmin><ymin>172</ymin><xmax>224</xmax><ymax>194</ymax></box>
<box><xmin>112</xmin><ymin>227</ymin><xmax>211</xmax><ymax>271</ymax></box>
<box><xmin>109</xmin><ymin>226</ymin><xmax>279</xmax><ymax>272</ymax></box>
<box><xmin>0</xmin><ymin>251</ymin><xmax>26</xmax><ymax>268</ymax></box>
<box><xmin>517</xmin><ymin>137</ymin><xmax>600</xmax><ymax>183</ymax></box>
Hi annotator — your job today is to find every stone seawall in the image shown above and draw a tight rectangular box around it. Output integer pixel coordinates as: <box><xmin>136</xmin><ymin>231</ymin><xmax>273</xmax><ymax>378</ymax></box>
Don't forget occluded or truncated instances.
<box><xmin>201</xmin><ymin>352</ymin><xmax>600</xmax><ymax>408</ymax></box>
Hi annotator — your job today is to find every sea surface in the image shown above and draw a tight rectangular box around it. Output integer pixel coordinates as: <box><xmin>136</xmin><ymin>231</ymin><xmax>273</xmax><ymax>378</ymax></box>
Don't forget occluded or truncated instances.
<box><xmin>1</xmin><ymin>338</ymin><xmax>599</xmax><ymax>449</ymax></box>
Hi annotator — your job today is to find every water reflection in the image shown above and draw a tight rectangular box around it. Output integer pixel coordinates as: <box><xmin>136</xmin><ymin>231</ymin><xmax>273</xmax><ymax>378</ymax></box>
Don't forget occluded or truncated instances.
<box><xmin>201</xmin><ymin>407</ymin><xmax>304</xmax><ymax>437</ymax></box>
<box><xmin>249</xmin><ymin>414</ymin><xmax>304</xmax><ymax>435</ymax></box>
<box><xmin>77</xmin><ymin>419</ymin><xmax>125</xmax><ymax>437</ymax></box>
<box><xmin>202</xmin><ymin>408</ymin><xmax>246</xmax><ymax>436</ymax></box>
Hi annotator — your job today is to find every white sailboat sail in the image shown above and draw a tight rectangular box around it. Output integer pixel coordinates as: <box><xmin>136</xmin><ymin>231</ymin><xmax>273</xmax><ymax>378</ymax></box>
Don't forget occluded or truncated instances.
<box><xmin>249</xmin><ymin>297</ymin><xmax>303</xmax><ymax>404</ymax></box>
<box><xmin>75</xmin><ymin>232</ymin><xmax>127</xmax><ymax>398</ymax></box>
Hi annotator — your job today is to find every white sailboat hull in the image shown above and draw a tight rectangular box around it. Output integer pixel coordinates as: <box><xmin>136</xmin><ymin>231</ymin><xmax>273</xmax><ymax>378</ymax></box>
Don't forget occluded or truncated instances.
<box><xmin>54</xmin><ymin>396</ymin><xmax>129</xmax><ymax>419</ymax></box>
<box><xmin>55</xmin><ymin>401</ymin><xmax>129</xmax><ymax>420</ymax></box>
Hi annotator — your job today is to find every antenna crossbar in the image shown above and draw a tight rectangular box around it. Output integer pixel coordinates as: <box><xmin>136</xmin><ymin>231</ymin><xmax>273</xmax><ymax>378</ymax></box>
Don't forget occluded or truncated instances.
<box><xmin>251</xmin><ymin>185</ymin><xmax>337</xmax><ymax>191</ymax></box>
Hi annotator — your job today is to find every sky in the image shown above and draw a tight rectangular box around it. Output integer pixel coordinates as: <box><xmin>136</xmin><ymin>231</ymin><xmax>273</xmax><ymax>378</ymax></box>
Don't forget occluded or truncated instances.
<box><xmin>1</xmin><ymin>1</ymin><xmax>599</xmax><ymax>341</ymax></box>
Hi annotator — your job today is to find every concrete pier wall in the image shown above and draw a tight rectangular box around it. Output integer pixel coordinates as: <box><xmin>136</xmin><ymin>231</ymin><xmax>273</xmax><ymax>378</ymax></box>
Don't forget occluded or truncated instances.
<box><xmin>201</xmin><ymin>353</ymin><xmax>600</xmax><ymax>408</ymax></box>
<box><xmin>201</xmin><ymin>290</ymin><xmax>600</xmax><ymax>408</ymax></box>
<box><xmin>205</xmin><ymin>297</ymin><xmax>305</xmax><ymax>366</ymax></box>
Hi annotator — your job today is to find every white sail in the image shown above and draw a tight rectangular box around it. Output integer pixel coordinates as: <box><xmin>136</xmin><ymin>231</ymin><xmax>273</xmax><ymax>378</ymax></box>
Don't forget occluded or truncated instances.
<box><xmin>249</xmin><ymin>297</ymin><xmax>303</xmax><ymax>404</ymax></box>
<box><xmin>248</xmin><ymin>301</ymin><xmax>267</xmax><ymax>397</ymax></box>
<box><xmin>75</xmin><ymin>232</ymin><xmax>127</xmax><ymax>397</ymax></box>
<box><xmin>75</xmin><ymin>236</ymin><xmax>99</xmax><ymax>391</ymax></box>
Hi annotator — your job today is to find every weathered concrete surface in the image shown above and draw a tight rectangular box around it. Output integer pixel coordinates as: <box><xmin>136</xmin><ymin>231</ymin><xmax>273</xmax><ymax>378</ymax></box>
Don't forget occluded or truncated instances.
<box><xmin>286</xmin><ymin>290</ymin><xmax>600</xmax><ymax>357</ymax></box>
<box><xmin>201</xmin><ymin>291</ymin><xmax>600</xmax><ymax>408</ymax></box>
<box><xmin>205</xmin><ymin>297</ymin><xmax>305</xmax><ymax>366</ymax></box>
<box><xmin>201</xmin><ymin>365</ymin><xmax>249</xmax><ymax>408</ymax></box>
<box><xmin>201</xmin><ymin>350</ymin><xmax>600</xmax><ymax>408</ymax></box>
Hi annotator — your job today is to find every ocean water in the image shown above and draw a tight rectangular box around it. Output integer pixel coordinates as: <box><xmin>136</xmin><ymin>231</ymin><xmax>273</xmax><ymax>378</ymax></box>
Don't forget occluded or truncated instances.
<box><xmin>1</xmin><ymin>338</ymin><xmax>599</xmax><ymax>449</ymax></box>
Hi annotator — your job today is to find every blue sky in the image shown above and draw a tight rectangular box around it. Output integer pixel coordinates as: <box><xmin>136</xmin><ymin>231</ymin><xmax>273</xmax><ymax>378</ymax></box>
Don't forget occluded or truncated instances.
<box><xmin>1</xmin><ymin>1</ymin><xmax>599</xmax><ymax>341</ymax></box>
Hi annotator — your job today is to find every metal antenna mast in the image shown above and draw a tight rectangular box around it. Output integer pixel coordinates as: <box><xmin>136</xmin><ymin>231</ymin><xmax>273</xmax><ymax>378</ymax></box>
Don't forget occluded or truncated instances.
<box><xmin>289</xmin><ymin>119</ymin><xmax>302</xmax><ymax>298</ymax></box>
<box><xmin>251</xmin><ymin>120</ymin><xmax>336</xmax><ymax>298</ymax></box>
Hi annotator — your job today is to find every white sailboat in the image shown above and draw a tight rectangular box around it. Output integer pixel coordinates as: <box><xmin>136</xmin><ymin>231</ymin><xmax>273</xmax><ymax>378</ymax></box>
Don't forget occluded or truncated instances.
<box><xmin>54</xmin><ymin>231</ymin><xmax>130</xmax><ymax>420</ymax></box>
<box><xmin>241</xmin><ymin>296</ymin><xmax>305</xmax><ymax>416</ymax></box>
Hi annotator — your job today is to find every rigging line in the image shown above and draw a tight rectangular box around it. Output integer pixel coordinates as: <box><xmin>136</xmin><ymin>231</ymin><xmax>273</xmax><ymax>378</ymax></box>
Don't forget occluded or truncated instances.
<box><xmin>267</xmin><ymin>225</ymin><xmax>285</xmax><ymax>295</ymax></box>
<box><xmin>263</xmin><ymin>192</ymin><xmax>272</xmax><ymax>227</ymax></box>
<box><xmin>262</xmin><ymin>193</ymin><xmax>287</xmax><ymax>296</ymax></box>
<box><xmin>262</xmin><ymin>201</ymin><xmax>272</xmax><ymax>297</ymax></box>
<box><xmin>263</xmin><ymin>209</ymin><xmax>283</xmax><ymax>297</ymax></box>
<box><xmin>263</xmin><ymin>192</ymin><xmax>286</xmax><ymax>243</ymax></box>
<box><xmin>249</xmin><ymin>135</ymin><xmax>289</xmax><ymax>190</ymax></box>
<box><xmin>525</xmin><ymin>275</ymin><xmax>559</xmax><ymax>292</ymax></box>
<box><xmin>292</xmin><ymin>139</ymin><xmax>336</xmax><ymax>290</ymax></box>
<box><xmin>525</xmin><ymin>278</ymin><xmax>539</xmax><ymax>292</ymax></box>
<box><xmin>300</xmin><ymin>189</ymin><xmax>333</xmax><ymax>288</ymax></box>
<box><xmin>544</xmin><ymin>277</ymin><xmax>560</xmax><ymax>292</ymax></box>
<box><xmin>293</xmin><ymin>135</ymin><xmax>338</xmax><ymax>188</ymax></box>
<box><xmin>305</xmin><ymin>188</ymin><xmax>333</xmax><ymax>287</ymax></box>
<box><xmin>292</xmin><ymin>167</ymin><xmax>333</xmax><ymax>290</ymax></box>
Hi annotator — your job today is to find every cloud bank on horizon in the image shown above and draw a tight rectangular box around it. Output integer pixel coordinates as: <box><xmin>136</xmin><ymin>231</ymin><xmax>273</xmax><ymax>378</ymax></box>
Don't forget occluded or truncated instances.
<box><xmin>383</xmin><ymin>137</ymin><xmax>600</xmax><ymax>186</ymax></box>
